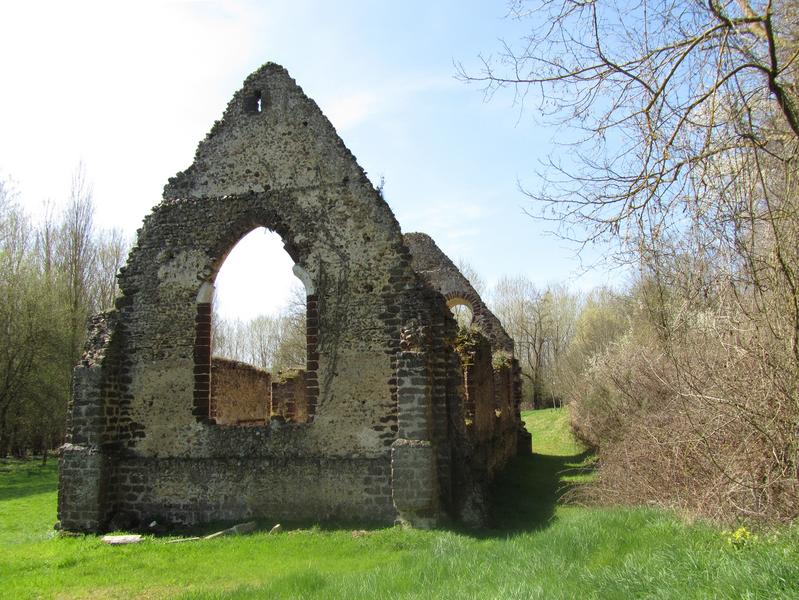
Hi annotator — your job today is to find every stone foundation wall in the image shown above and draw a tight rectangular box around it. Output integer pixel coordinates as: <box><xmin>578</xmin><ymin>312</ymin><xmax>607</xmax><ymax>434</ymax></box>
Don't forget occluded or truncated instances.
<box><xmin>109</xmin><ymin>456</ymin><xmax>394</xmax><ymax>526</ymax></box>
<box><xmin>209</xmin><ymin>357</ymin><xmax>271</xmax><ymax>425</ymax></box>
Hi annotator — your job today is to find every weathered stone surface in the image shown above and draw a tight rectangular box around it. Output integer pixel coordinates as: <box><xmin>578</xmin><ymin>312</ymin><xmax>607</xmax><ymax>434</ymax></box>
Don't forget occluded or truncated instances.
<box><xmin>271</xmin><ymin>370</ymin><xmax>308</xmax><ymax>423</ymax></box>
<box><xmin>391</xmin><ymin>438</ymin><xmax>438</xmax><ymax>525</ymax></box>
<box><xmin>57</xmin><ymin>62</ymin><xmax>531</xmax><ymax>533</ymax></box>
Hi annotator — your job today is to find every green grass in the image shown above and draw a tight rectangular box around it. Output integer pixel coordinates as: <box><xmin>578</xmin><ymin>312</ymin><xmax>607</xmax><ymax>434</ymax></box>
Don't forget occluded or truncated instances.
<box><xmin>1</xmin><ymin>410</ymin><xmax>797</xmax><ymax>599</ymax></box>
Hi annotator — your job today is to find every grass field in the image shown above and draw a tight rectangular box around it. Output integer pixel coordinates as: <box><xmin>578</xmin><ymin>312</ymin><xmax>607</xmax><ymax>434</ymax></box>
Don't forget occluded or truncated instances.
<box><xmin>1</xmin><ymin>409</ymin><xmax>797</xmax><ymax>599</ymax></box>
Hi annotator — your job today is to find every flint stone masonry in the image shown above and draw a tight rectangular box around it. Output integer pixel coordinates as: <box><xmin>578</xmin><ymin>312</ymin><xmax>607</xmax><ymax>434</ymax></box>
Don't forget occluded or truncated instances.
<box><xmin>406</xmin><ymin>233</ymin><xmax>532</xmax><ymax>458</ymax></box>
<box><xmin>58</xmin><ymin>62</ymin><xmax>531</xmax><ymax>533</ymax></box>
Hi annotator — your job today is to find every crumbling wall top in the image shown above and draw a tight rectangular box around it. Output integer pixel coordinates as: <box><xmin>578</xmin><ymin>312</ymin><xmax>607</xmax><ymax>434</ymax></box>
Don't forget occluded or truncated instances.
<box><xmin>164</xmin><ymin>62</ymin><xmax>378</xmax><ymax>204</ymax></box>
<box><xmin>404</xmin><ymin>232</ymin><xmax>514</xmax><ymax>353</ymax></box>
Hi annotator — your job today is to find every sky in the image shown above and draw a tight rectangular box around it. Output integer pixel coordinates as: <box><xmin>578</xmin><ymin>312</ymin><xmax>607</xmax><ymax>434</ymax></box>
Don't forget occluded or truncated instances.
<box><xmin>0</xmin><ymin>1</ymin><xmax>617</xmax><ymax>321</ymax></box>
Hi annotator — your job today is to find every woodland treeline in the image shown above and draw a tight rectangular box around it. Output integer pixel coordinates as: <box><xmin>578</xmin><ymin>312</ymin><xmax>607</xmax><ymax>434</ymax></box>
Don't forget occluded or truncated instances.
<box><xmin>0</xmin><ymin>168</ymin><xmax>127</xmax><ymax>459</ymax></box>
<box><xmin>211</xmin><ymin>285</ymin><xmax>307</xmax><ymax>376</ymax></box>
<box><xmin>460</xmin><ymin>0</ymin><xmax>799</xmax><ymax>524</ymax></box>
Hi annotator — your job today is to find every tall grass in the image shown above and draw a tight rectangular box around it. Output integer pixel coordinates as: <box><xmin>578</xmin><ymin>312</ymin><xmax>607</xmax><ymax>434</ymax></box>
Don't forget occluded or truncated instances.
<box><xmin>1</xmin><ymin>409</ymin><xmax>797</xmax><ymax>599</ymax></box>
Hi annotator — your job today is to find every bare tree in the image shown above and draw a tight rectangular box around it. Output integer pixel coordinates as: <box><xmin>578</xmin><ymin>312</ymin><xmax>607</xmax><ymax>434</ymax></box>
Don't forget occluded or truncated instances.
<box><xmin>456</xmin><ymin>258</ymin><xmax>487</xmax><ymax>297</ymax></box>
<box><xmin>211</xmin><ymin>284</ymin><xmax>306</xmax><ymax>373</ymax></box>
<box><xmin>460</xmin><ymin>0</ymin><xmax>798</xmax><ymax>249</ymax></box>
<box><xmin>35</xmin><ymin>200</ymin><xmax>58</xmax><ymax>285</ymax></box>
<box><xmin>271</xmin><ymin>284</ymin><xmax>307</xmax><ymax>373</ymax></box>
<box><xmin>91</xmin><ymin>227</ymin><xmax>128</xmax><ymax>311</ymax></box>
<box><xmin>58</xmin><ymin>163</ymin><xmax>96</xmax><ymax>365</ymax></box>
<box><xmin>462</xmin><ymin>0</ymin><xmax>799</xmax><ymax>521</ymax></box>
<box><xmin>492</xmin><ymin>276</ymin><xmax>579</xmax><ymax>407</ymax></box>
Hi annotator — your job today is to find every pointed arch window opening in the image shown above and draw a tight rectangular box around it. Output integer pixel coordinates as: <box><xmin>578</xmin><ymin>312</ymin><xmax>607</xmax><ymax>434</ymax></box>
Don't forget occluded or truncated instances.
<box><xmin>193</xmin><ymin>227</ymin><xmax>318</xmax><ymax>426</ymax></box>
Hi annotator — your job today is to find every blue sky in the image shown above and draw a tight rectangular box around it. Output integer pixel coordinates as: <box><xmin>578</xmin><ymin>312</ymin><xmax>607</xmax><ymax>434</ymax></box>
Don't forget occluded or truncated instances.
<box><xmin>0</xmin><ymin>1</ymin><xmax>616</xmax><ymax>319</ymax></box>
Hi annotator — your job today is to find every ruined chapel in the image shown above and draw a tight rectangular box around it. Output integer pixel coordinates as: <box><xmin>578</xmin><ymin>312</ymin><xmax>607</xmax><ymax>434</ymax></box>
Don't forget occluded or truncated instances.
<box><xmin>58</xmin><ymin>63</ymin><xmax>531</xmax><ymax>532</ymax></box>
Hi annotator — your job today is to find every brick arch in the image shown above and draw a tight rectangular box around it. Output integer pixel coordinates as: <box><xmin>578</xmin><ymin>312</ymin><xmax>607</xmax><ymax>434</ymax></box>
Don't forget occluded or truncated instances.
<box><xmin>445</xmin><ymin>293</ymin><xmax>477</xmax><ymax>326</ymax></box>
<box><xmin>445</xmin><ymin>294</ymin><xmax>473</xmax><ymax>310</ymax></box>
<box><xmin>404</xmin><ymin>233</ymin><xmax>515</xmax><ymax>354</ymax></box>
<box><xmin>206</xmin><ymin>212</ymin><xmax>304</xmax><ymax>269</ymax></box>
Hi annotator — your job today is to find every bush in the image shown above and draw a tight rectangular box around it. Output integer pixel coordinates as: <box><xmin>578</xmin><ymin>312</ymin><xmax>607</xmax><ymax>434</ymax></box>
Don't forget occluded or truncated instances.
<box><xmin>568</xmin><ymin>299</ymin><xmax>799</xmax><ymax>524</ymax></box>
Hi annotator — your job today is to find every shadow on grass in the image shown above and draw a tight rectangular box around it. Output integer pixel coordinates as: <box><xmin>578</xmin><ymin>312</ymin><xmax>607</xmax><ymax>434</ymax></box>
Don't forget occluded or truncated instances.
<box><xmin>488</xmin><ymin>449</ymin><xmax>595</xmax><ymax>535</ymax></box>
<box><xmin>0</xmin><ymin>459</ymin><xmax>58</xmax><ymax>502</ymax></box>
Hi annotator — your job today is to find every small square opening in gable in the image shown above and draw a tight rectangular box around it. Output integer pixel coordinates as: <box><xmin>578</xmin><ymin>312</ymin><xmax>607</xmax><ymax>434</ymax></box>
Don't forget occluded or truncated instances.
<box><xmin>244</xmin><ymin>90</ymin><xmax>263</xmax><ymax>114</ymax></box>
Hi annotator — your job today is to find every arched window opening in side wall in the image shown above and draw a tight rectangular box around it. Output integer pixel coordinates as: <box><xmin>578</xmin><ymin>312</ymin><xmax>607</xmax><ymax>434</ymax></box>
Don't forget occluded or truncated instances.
<box><xmin>447</xmin><ymin>299</ymin><xmax>474</xmax><ymax>329</ymax></box>
<box><xmin>194</xmin><ymin>227</ymin><xmax>315</xmax><ymax>426</ymax></box>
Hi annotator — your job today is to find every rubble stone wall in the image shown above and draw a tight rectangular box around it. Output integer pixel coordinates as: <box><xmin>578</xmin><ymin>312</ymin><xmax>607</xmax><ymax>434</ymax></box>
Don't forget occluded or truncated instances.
<box><xmin>109</xmin><ymin>455</ymin><xmax>394</xmax><ymax>526</ymax></box>
<box><xmin>209</xmin><ymin>357</ymin><xmax>271</xmax><ymax>425</ymax></box>
<box><xmin>460</xmin><ymin>333</ymin><xmax>497</xmax><ymax>442</ymax></box>
<box><xmin>405</xmin><ymin>233</ymin><xmax>531</xmax><ymax>478</ymax></box>
<box><xmin>271</xmin><ymin>370</ymin><xmax>308</xmax><ymax>422</ymax></box>
<box><xmin>404</xmin><ymin>233</ymin><xmax>515</xmax><ymax>353</ymax></box>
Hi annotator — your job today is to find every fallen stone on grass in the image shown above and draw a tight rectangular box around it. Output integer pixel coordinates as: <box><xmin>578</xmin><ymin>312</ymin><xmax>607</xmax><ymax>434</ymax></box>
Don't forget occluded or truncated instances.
<box><xmin>101</xmin><ymin>534</ymin><xmax>142</xmax><ymax>545</ymax></box>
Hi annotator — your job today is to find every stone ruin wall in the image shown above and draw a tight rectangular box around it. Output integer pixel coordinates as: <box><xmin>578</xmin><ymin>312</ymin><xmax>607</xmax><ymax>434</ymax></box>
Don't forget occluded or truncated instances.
<box><xmin>456</xmin><ymin>321</ymin><xmax>524</xmax><ymax>480</ymax></box>
<box><xmin>209</xmin><ymin>359</ymin><xmax>310</xmax><ymax>426</ymax></box>
<box><xmin>492</xmin><ymin>360</ymin><xmax>522</xmax><ymax>471</ymax></box>
<box><xmin>404</xmin><ymin>232</ymin><xmax>515</xmax><ymax>353</ymax></box>
<box><xmin>209</xmin><ymin>357</ymin><xmax>271</xmax><ymax>425</ymax></box>
<box><xmin>404</xmin><ymin>232</ymin><xmax>532</xmax><ymax>464</ymax></box>
<box><xmin>270</xmin><ymin>371</ymin><xmax>308</xmax><ymax>423</ymax></box>
<box><xmin>57</xmin><ymin>62</ymin><xmax>531</xmax><ymax>533</ymax></box>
